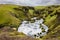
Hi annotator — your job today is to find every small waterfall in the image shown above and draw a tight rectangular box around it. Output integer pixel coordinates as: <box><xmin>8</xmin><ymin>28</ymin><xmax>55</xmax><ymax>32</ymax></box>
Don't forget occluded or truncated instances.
<box><xmin>18</xmin><ymin>17</ymin><xmax>48</xmax><ymax>38</ymax></box>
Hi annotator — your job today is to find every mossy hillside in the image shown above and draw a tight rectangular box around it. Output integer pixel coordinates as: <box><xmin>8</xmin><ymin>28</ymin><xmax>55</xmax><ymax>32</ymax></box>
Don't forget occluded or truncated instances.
<box><xmin>0</xmin><ymin>4</ymin><xmax>21</xmax><ymax>28</ymax></box>
<box><xmin>0</xmin><ymin>4</ymin><xmax>46</xmax><ymax>26</ymax></box>
<box><xmin>39</xmin><ymin>6</ymin><xmax>60</xmax><ymax>40</ymax></box>
<box><xmin>0</xmin><ymin>4</ymin><xmax>60</xmax><ymax>40</ymax></box>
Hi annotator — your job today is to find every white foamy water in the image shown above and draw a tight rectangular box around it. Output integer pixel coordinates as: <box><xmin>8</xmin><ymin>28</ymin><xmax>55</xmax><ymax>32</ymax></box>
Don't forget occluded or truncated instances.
<box><xmin>0</xmin><ymin>0</ymin><xmax>60</xmax><ymax>6</ymax></box>
<box><xmin>18</xmin><ymin>18</ymin><xmax>48</xmax><ymax>38</ymax></box>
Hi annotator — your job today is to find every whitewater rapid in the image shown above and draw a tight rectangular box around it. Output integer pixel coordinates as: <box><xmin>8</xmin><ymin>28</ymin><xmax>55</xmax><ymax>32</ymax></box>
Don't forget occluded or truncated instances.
<box><xmin>0</xmin><ymin>0</ymin><xmax>60</xmax><ymax>6</ymax></box>
<box><xmin>18</xmin><ymin>17</ymin><xmax>48</xmax><ymax>38</ymax></box>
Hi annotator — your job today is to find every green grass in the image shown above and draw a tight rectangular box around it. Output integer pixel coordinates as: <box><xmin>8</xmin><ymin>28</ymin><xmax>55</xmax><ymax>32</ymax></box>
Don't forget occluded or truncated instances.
<box><xmin>35</xmin><ymin>6</ymin><xmax>46</xmax><ymax>10</ymax></box>
<box><xmin>0</xmin><ymin>4</ymin><xmax>20</xmax><ymax>27</ymax></box>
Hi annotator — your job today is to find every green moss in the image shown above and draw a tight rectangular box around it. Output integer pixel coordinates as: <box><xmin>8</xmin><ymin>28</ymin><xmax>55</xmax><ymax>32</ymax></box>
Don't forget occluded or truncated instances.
<box><xmin>0</xmin><ymin>4</ymin><xmax>21</xmax><ymax>28</ymax></box>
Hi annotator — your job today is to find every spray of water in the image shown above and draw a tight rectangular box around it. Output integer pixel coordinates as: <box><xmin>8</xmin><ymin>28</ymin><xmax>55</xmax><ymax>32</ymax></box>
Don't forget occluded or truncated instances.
<box><xmin>18</xmin><ymin>17</ymin><xmax>48</xmax><ymax>38</ymax></box>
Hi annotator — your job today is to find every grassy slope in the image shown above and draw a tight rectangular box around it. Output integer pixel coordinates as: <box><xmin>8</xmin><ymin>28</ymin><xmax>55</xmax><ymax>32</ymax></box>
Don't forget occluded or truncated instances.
<box><xmin>33</xmin><ymin>5</ymin><xmax>60</xmax><ymax>40</ymax></box>
<box><xmin>0</xmin><ymin>4</ymin><xmax>46</xmax><ymax>27</ymax></box>
<box><xmin>0</xmin><ymin>4</ymin><xmax>60</xmax><ymax>40</ymax></box>
<box><xmin>0</xmin><ymin>4</ymin><xmax>21</xmax><ymax>27</ymax></box>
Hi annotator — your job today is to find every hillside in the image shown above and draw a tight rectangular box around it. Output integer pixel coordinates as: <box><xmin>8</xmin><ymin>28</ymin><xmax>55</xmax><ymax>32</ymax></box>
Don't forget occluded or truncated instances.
<box><xmin>0</xmin><ymin>4</ymin><xmax>60</xmax><ymax>40</ymax></box>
